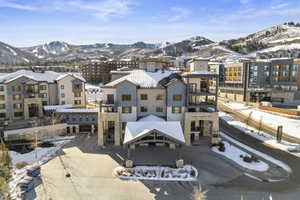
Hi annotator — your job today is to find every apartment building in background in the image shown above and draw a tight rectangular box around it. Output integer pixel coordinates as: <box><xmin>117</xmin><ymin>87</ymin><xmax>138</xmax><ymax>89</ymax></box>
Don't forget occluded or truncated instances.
<box><xmin>98</xmin><ymin>69</ymin><xmax>219</xmax><ymax>148</ymax></box>
<box><xmin>0</xmin><ymin>70</ymin><xmax>86</xmax><ymax>120</ymax></box>
<box><xmin>218</xmin><ymin>58</ymin><xmax>300</xmax><ymax>103</ymax></box>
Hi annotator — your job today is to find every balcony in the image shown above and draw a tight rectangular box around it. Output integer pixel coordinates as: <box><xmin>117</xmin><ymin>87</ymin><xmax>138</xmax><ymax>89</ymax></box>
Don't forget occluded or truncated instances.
<box><xmin>189</xmin><ymin>88</ymin><xmax>216</xmax><ymax>95</ymax></box>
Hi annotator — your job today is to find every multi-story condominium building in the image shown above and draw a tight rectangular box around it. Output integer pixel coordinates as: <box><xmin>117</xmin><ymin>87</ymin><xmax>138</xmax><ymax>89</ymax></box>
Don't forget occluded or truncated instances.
<box><xmin>106</xmin><ymin>59</ymin><xmax>139</xmax><ymax>70</ymax></box>
<box><xmin>219</xmin><ymin>58</ymin><xmax>300</xmax><ymax>103</ymax></box>
<box><xmin>98</xmin><ymin>69</ymin><xmax>219</xmax><ymax>148</ymax></box>
<box><xmin>79</xmin><ymin>61</ymin><xmax>115</xmax><ymax>84</ymax></box>
<box><xmin>0</xmin><ymin>70</ymin><xmax>86</xmax><ymax>121</ymax></box>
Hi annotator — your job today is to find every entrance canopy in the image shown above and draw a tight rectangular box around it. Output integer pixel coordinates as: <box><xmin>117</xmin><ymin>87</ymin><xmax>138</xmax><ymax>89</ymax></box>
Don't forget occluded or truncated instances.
<box><xmin>124</xmin><ymin>115</ymin><xmax>185</xmax><ymax>145</ymax></box>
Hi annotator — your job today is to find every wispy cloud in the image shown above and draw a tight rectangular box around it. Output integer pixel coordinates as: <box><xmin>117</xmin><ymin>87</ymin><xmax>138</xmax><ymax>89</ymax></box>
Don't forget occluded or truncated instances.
<box><xmin>240</xmin><ymin>0</ymin><xmax>250</xmax><ymax>4</ymax></box>
<box><xmin>0</xmin><ymin>0</ymin><xmax>133</xmax><ymax>20</ymax></box>
<box><xmin>168</xmin><ymin>7</ymin><xmax>191</xmax><ymax>22</ymax></box>
<box><xmin>271</xmin><ymin>3</ymin><xmax>289</xmax><ymax>10</ymax></box>
<box><xmin>0</xmin><ymin>0</ymin><xmax>36</xmax><ymax>11</ymax></box>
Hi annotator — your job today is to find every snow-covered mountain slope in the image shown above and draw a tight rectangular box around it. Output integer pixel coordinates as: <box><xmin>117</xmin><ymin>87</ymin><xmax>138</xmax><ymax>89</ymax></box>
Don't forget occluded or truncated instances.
<box><xmin>222</xmin><ymin>24</ymin><xmax>300</xmax><ymax>54</ymax></box>
<box><xmin>0</xmin><ymin>41</ymin><xmax>37</xmax><ymax>64</ymax></box>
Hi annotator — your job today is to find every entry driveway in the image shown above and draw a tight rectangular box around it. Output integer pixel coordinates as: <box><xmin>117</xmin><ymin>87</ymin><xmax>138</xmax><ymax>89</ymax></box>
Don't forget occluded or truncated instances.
<box><xmin>27</xmin><ymin>135</ymin><xmax>242</xmax><ymax>200</ymax></box>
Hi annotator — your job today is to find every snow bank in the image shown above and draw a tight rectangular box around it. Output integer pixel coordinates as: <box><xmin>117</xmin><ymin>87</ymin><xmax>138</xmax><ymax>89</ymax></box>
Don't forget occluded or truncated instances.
<box><xmin>219</xmin><ymin>111</ymin><xmax>298</xmax><ymax>152</ymax></box>
<box><xmin>220</xmin><ymin>132</ymin><xmax>292</xmax><ymax>173</ymax></box>
<box><xmin>9</xmin><ymin>136</ymin><xmax>75</xmax><ymax>165</ymax></box>
<box><xmin>114</xmin><ymin>165</ymin><xmax>198</xmax><ymax>181</ymax></box>
<box><xmin>212</xmin><ymin>141</ymin><xmax>269</xmax><ymax>172</ymax></box>
<box><xmin>225</xmin><ymin>102</ymin><xmax>300</xmax><ymax>139</ymax></box>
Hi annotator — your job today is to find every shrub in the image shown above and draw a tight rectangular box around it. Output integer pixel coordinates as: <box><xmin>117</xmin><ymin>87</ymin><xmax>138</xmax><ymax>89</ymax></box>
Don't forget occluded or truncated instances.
<box><xmin>15</xmin><ymin>161</ymin><xmax>28</xmax><ymax>169</ymax></box>
<box><xmin>242</xmin><ymin>155</ymin><xmax>259</xmax><ymax>163</ymax></box>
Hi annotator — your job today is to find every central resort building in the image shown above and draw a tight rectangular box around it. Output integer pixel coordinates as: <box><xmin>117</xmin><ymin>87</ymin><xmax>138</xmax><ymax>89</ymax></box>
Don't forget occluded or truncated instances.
<box><xmin>98</xmin><ymin>69</ymin><xmax>220</xmax><ymax>148</ymax></box>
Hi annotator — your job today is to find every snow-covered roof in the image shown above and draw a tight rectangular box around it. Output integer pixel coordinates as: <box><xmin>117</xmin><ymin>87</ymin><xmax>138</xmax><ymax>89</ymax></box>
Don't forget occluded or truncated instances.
<box><xmin>138</xmin><ymin>114</ymin><xmax>165</xmax><ymax>122</ymax></box>
<box><xmin>43</xmin><ymin>104</ymin><xmax>73</xmax><ymax>111</ymax></box>
<box><xmin>56</xmin><ymin>108</ymin><xmax>98</xmax><ymax>113</ymax></box>
<box><xmin>182</xmin><ymin>70</ymin><xmax>216</xmax><ymax>76</ymax></box>
<box><xmin>105</xmin><ymin>70</ymin><xmax>174</xmax><ymax>88</ymax></box>
<box><xmin>0</xmin><ymin>70</ymin><xmax>85</xmax><ymax>83</ymax></box>
<box><xmin>124</xmin><ymin>115</ymin><xmax>185</xmax><ymax>144</ymax></box>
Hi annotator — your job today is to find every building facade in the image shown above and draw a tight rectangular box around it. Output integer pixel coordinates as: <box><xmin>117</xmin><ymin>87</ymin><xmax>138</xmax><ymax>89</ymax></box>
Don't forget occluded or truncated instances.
<box><xmin>79</xmin><ymin>61</ymin><xmax>114</xmax><ymax>84</ymax></box>
<box><xmin>219</xmin><ymin>58</ymin><xmax>299</xmax><ymax>103</ymax></box>
<box><xmin>0</xmin><ymin>70</ymin><xmax>86</xmax><ymax>121</ymax></box>
<box><xmin>98</xmin><ymin>70</ymin><xmax>219</xmax><ymax>148</ymax></box>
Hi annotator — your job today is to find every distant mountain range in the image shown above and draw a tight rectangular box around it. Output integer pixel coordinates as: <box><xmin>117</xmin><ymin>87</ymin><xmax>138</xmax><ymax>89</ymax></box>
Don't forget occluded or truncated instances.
<box><xmin>1</xmin><ymin>22</ymin><xmax>300</xmax><ymax>64</ymax></box>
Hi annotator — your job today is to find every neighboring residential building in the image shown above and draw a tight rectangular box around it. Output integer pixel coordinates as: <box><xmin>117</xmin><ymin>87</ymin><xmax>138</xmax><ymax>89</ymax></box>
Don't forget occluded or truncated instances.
<box><xmin>0</xmin><ymin>70</ymin><xmax>86</xmax><ymax>120</ymax></box>
<box><xmin>139</xmin><ymin>57</ymin><xmax>174</xmax><ymax>72</ymax></box>
<box><xmin>79</xmin><ymin>61</ymin><xmax>114</xmax><ymax>84</ymax></box>
<box><xmin>106</xmin><ymin>59</ymin><xmax>139</xmax><ymax>70</ymax></box>
<box><xmin>219</xmin><ymin>58</ymin><xmax>299</xmax><ymax>103</ymax></box>
<box><xmin>187</xmin><ymin>58</ymin><xmax>210</xmax><ymax>72</ymax></box>
<box><xmin>98</xmin><ymin>69</ymin><xmax>219</xmax><ymax>148</ymax></box>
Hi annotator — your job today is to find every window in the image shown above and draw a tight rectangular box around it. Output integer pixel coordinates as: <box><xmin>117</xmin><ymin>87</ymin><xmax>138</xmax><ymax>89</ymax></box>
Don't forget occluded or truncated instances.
<box><xmin>122</xmin><ymin>106</ymin><xmax>132</xmax><ymax>113</ymax></box>
<box><xmin>42</xmin><ymin>101</ymin><xmax>48</xmax><ymax>106</ymax></box>
<box><xmin>61</xmin><ymin>93</ymin><xmax>65</xmax><ymax>98</ymax></box>
<box><xmin>0</xmin><ymin>85</ymin><xmax>4</xmax><ymax>91</ymax></box>
<box><xmin>14</xmin><ymin>112</ymin><xmax>23</xmax><ymax>117</ymax></box>
<box><xmin>156</xmin><ymin>107</ymin><xmax>163</xmax><ymax>113</ymax></box>
<box><xmin>13</xmin><ymin>103</ymin><xmax>22</xmax><ymax>109</ymax></box>
<box><xmin>172</xmin><ymin>106</ymin><xmax>182</xmax><ymax>113</ymax></box>
<box><xmin>74</xmin><ymin>92</ymin><xmax>81</xmax><ymax>97</ymax></box>
<box><xmin>61</xmin><ymin>101</ymin><xmax>66</xmax><ymax>105</ymax></box>
<box><xmin>0</xmin><ymin>95</ymin><xmax>5</xmax><ymax>101</ymax></box>
<box><xmin>39</xmin><ymin>85</ymin><xmax>47</xmax><ymax>90</ymax></box>
<box><xmin>156</xmin><ymin>94</ymin><xmax>163</xmax><ymax>100</ymax></box>
<box><xmin>12</xmin><ymin>94</ymin><xmax>21</xmax><ymax>100</ymax></box>
<box><xmin>0</xmin><ymin>104</ymin><xmax>5</xmax><ymax>109</ymax></box>
<box><xmin>74</xmin><ymin>84</ymin><xmax>81</xmax><ymax>90</ymax></box>
<box><xmin>39</xmin><ymin>93</ymin><xmax>47</xmax><ymax>98</ymax></box>
<box><xmin>188</xmin><ymin>83</ymin><xmax>197</xmax><ymax>93</ymax></box>
<box><xmin>61</xmin><ymin>85</ymin><xmax>64</xmax><ymax>89</ymax></box>
<box><xmin>173</xmin><ymin>94</ymin><xmax>182</xmax><ymax>101</ymax></box>
<box><xmin>0</xmin><ymin>113</ymin><xmax>5</xmax><ymax>118</ymax></box>
<box><xmin>12</xmin><ymin>85</ymin><xmax>21</xmax><ymax>92</ymax></box>
<box><xmin>140</xmin><ymin>106</ymin><xmax>148</xmax><ymax>112</ymax></box>
<box><xmin>74</xmin><ymin>100</ymin><xmax>81</xmax><ymax>105</ymax></box>
<box><xmin>122</xmin><ymin>122</ymin><xmax>127</xmax><ymax>131</ymax></box>
<box><xmin>140</xmin><ymin>94</ymin><xmax>148</xmax><ymax>100</ymax></box>
<box><xmin>122</xmin><ymin>94</ymin><xmax>131</xmax><ymax>101</ymax></box>
<box><xmin>107</xmin><ymin>94</ymin><xmax>114</xmax><ymax>104</ymax></box>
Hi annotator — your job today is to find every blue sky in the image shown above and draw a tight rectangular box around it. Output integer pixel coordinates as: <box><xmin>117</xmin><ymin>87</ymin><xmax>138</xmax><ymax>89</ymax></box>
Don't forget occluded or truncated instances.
<box><xmin>1</xmin><ymin>0</ymin><xmax>300</xmax><ymax>47</ymax></box>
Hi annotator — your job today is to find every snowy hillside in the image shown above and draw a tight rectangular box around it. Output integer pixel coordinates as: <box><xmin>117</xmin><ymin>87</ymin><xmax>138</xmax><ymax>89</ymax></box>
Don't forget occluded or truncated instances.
<box><xmin>0</xmin><ymin>41</ymin><xmax>37</xmax><ymax>64</ymax></box>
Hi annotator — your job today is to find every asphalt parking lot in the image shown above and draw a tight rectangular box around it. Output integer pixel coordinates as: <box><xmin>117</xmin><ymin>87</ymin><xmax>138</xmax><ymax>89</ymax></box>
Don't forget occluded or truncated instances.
<box><xmin>26</xmin><ymin>135</ymin><xmax>244</xmax><ymax>200</ymax></box>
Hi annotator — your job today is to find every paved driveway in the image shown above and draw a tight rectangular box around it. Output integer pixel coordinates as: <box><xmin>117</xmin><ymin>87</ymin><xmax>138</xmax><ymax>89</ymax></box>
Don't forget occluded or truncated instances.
<box><xmin>27</xmin><ymin>135</ymin><xmax>242</xmax><ymax>200</ymax></box>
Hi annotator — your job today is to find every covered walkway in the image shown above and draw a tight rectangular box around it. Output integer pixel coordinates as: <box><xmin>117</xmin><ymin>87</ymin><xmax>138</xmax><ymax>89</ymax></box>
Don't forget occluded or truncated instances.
<box><xmin>124</xmin><ymin>115</ymin><xmax>185</xmax><ymax>149</ymax></box>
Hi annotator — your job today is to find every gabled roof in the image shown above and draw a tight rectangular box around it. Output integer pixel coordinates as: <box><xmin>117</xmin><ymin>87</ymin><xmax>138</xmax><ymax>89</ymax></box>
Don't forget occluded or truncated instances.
<box><xmin>124</xmin><ymin>115</ymin><xmax>185</xmax><ymax>145</ymax></box>
<box><xmin>0</xmin><ymin>70</ymin><xmax>85</xmax><ymax>84</ymax></box>
<box><xmin>104</xmin><ymin>70</ymin><xmax>174</xmax><ymax>88</ymax></box>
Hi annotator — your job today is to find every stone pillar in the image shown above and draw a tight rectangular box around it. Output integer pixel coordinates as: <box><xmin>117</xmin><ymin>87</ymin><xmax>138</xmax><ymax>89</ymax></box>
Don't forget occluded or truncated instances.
<box><xmin>170</xmin><ymin>143</ymin><xmax>176</xmax><ymax>149</ymax></box>
<box><xmin>98</xmin><ymin>121</ymin><xmax>104</xmax><ymax>146</ymax></box>
<box><xmin>203</xmin><ymin>121</ymin><xmax>210</xmax><ymax>136</ymax></box>
<box><xmin>24</xmin><ymin>103</ymin><xmax>29</xmax><ymax>120</ymax></box>
<box><xmin>114</xmin><ymin>115</ymin><xmax>121</xmax><ymax>146</ymax></box>
<box><xmin>38</xmin><ymin>102</ymin><xmax>43</xmax><ymax>117</ymax></box>
<box><xmin>184</xmin><ymin>115</ymin><xmax>191</xmax><ymax>146</ymax></box>
<box><xmin>75</xmin><ymin>126</ymin><xmax>79</xmax><ymax>134</ymax></box>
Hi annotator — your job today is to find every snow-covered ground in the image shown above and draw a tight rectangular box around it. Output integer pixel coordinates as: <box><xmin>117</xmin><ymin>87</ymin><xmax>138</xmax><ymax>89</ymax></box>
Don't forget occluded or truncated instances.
<box><xmin>9</xmin><ymin>136</ymin><xmax>75</xmax><ymax>165</ymax></box>
<box><xmin>220</xmin><ymin>132</ymin><xmax>292</xmax><ymax>173</ymax></box>
<box><xmin>224</xmin><ymin>102</ymin><xmax>300</xmax><ymax>139</ymax></box>
<box><xmin>219</xmin><ymin>111</ymin><xmax>299</xmax><ymax>152</ymax></box>
<box><xmin>114</xmin><ymin>165</ymin><xmax>198</xmax><ymax>181</ymax></box>
<box><xmin>212</xmin><ymin>141</ymin><xmax>269</xmax><ymax>172</ymax></box>
<box><xmin>8</xmin><ymin>136</ymin><xmax>75</xmax><ymax>199</ymax></box>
